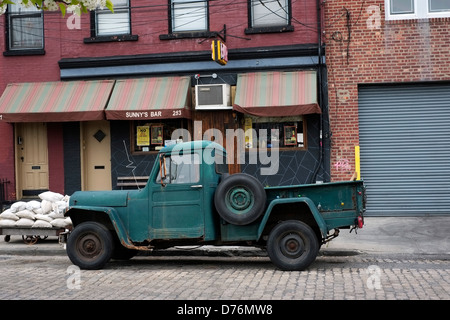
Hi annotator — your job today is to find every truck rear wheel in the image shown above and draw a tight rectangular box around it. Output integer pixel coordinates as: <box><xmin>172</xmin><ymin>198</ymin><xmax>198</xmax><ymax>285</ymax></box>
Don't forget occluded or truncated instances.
<box><xmin>214</xmin><ymin>173</ymin><xmax>266</xmax><ymax>225</ymax></box>
<box><xmin>66</xmin><ymin>222</ymin><xmax>114</xmax><ymax>270</ymax></box>
<box><xmin>267</xmin><ymin>220</ymin><xmax>319</xmax><ymax>271</ymax></box>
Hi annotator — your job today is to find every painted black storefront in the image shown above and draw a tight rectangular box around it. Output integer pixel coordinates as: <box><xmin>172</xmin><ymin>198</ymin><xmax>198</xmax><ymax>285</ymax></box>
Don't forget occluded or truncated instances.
<box><xmin>60</xmin><ymin>45</ymin><xmax>330</xmax><ymax>194</ymax></box>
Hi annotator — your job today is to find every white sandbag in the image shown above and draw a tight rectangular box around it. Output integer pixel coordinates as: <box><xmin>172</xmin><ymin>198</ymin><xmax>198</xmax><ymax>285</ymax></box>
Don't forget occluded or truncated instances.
<box><xmin>26</xmin><ymin>200</ymin><xmax>41</xmax><ymax>211</ymax></box>
<box><xmin>40</xmin><ymin>200</ymin><xmax>53</xmax><ymax>214</ymax></box>
<box><xmin>65</xmin><ymin>217</ymin><xmax>72</xmax><ymax>226</ymax></box>
<box><xmin>15</xmin><ymin>218</ymin><xmax>35</xmax><ymax>227</ymax></box>
<box><xmin>62</xmin><ymin>195</ymin><xmax>70</xmax><ymax>203</ymax></box>
<box><xmin>10</xmin><ymin>201</ymin><xmax>27</xmax><ymax>213</ymax></box>
<box><xmin>33</xmin><ymin>208</ymin><xmax>44</xmax><ymax>215</ymax></box>
<box><xmin>32</xmin><ymin>220</ymin><xmax>52</xmax><ymax>228</ymax></box>
<box><xmin>59</xmin><ymin>199</ymin><xmax>69</xmax><ymax>208</ymax></box>
<box><xmin>0</xmin><ymin>210</ymin><xmax>19</xmax><ymax>221</ymax></box>
<box><xmin>39</xmin><ymin>191</ymin><xmax>64</xmax><ymax>202</ymax></box>
<box><xmin>35</xmin><ymin>214</ymin><xmax>53</xmax><ymax>223</ymax></box>
<box><xmin>52</xmin><ymin>201</ymin><xmax>68</xmax><ymax>214</ymax></box>
<box><xmin>48</xmin><ymin>211</ymin><xmax>64</xmax><ymax>219</ymax></box>
<box><xmin>50</xmin><ymin>218</ymin><xmax>69</xmax><ymax>228</ymax></box>
<box><xmin>16</xmin><ymin>209</ymin><xmax>36</xmax><ymax>220</ymax></box>
<box><xmin>0</xmin><ymin>219</ymin><xmax>16</xmax><ymax>227</ymax></box>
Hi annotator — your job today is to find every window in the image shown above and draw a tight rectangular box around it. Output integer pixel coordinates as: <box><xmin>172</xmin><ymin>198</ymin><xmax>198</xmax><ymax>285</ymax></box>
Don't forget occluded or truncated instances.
<box><xmin>246</xmin><ymin>0</ymin><xmax>293</xmax><ymax>34</ymax></box>
<box><xmin>132</xmin><ymin>119</ymin><xmax>189</xmax><ymax>153</ymax></box>
<box><xmin>85</xmin><ymin>0</ymin><xmax>137</xmax><ymax>43</ymax></box>
<box><xmin>95</xmin><ymin>0</ymin><xmax>131</xmax><ymax>36</ymax></box>
<box><xmin>386</xmin><ymin>0</ymin><xmax>450</xmax><ymax>20</ymax></box>
<box><xmin>390</xmin><ymin>0</ymin><xmax>414</xmax><ymax>14</ymax></box>
<box><xmin>170</xmin><ymin>0</ymin><xmax>208</xmax><ymax>32</ymax></box>
<box><xmin>429</xmin><ymin>0</ymin><xmax>450</xmax><ymax>12</ymax></box>
<box><xmin>215</xmin><ymin>149</ymin><xmax>229</xmax><ymax>174</ymax></box>
<box><xmin>244</xmin><ymin>116</ymin><xmax>306</xmax><ymax>149</ymax></box>
<box><xmin>156</xmin><ymin>153</ymin><xmax>200</xmax><ymax>184</ymax></box>
<box><xmin>6</xmin><ymin>3</ymin><xmax>44</xmax><ymax>52</ymax></box>
<box><xmin>251</xmin><ymin>0</ymin><xmax>289</xmax><ymax>27</ymax></box>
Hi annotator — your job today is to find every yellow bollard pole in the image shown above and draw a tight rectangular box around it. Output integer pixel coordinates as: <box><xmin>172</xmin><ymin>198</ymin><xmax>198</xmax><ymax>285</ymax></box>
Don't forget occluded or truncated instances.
<box><xmin>355</xmin><ymin>146</ymin><xmax>361</xmax><ymax>180</ymax></box>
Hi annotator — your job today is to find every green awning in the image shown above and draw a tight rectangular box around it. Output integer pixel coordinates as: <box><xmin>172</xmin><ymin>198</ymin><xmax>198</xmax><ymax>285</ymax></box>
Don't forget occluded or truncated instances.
<box><xmin>0</xmin><ymin>80</ymin><xmax>115</xmax><ymax>122</ymax></box>
<box><xmin>105</xmin><ymin>76</ymin><xmax>192</xmax><ymax>120</ymax></box>
<box><xmin>233</xmin><ymin>71</ymin><xmax>321</xmax><ymax>117</ymax></box>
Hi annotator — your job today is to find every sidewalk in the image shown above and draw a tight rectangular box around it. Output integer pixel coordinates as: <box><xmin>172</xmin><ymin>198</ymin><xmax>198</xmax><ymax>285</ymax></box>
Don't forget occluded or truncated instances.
<box><xmin>324</xmin><ymin>216</ymin><xmax>450</xmax><ymax>257</ymax></box>
<box><xmin>1</xmin><ymin>217</ymin><xmax>449</xmax><ymax>257</ymax></box>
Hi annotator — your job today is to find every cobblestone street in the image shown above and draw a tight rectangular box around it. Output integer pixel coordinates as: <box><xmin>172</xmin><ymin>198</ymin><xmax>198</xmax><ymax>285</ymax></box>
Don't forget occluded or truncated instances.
<box><xmin>0</xmin><ymin>252</ymin><xmax>448</xmax><ymax>301</ymax></box>
<box><xmin>1</xmin><ymin>216</ymin><xmax>449</xmax><ymax>311</ymax></box>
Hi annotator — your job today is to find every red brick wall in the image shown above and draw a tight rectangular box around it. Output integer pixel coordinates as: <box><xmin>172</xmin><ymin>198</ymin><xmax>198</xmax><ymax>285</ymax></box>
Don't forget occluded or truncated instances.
<box><xmin>0</xmin><ymin>1</ymin><xmax>319</xmax><ymax>87</ymax></box>
<box><xmin>323</xmin><ymin>0</ymin><xmax>450</xmax><ymax>181</ymax></box>
<box><xmin>0</xmin><ymin>16</ymin><xmax>62</xmax><ymax>90</ymax></box>
<box><xmin>58</xmin><ymin>0</ymin><xmax>318</xmax><ymax>58</ymax></box>
<box><xmin>0</xmin><ymin>122</ymin><xmax>15</xmax><ymax>201</ymax></box>
<box><xmin>0</xmin><ymin>0</ymin><xmax>319</xmax><ymax>85</ymax></box>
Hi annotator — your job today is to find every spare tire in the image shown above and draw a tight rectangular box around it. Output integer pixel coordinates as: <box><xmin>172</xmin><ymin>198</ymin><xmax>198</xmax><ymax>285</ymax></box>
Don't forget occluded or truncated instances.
<box><xmin>214</xmin><ymin>173</ymin><xmax>266</xmax><ymax>225</ymax></box>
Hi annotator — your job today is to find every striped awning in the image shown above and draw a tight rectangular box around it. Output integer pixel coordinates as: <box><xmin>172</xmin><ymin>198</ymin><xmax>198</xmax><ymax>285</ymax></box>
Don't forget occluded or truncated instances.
<box><xmin>105</xmin><ymin>76</ymin><xmax>191</xmax><ymax>120</ymax></box>
<box><xmin>233</xmin><ymin>71</ymin><xmax>321</xmax><ymax>117</ymax></box>
<box><xmin>0</xmin><ymin>80</ymin><xmax>115</xmax><ymax>122</ymax></box>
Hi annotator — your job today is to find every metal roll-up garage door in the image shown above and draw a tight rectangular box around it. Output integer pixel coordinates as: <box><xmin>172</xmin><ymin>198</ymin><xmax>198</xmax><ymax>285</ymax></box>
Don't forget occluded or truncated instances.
<box><xmin>358</xmin><ymin>83</ymin><xmax>450</xmax><ymax>216</ymax></box>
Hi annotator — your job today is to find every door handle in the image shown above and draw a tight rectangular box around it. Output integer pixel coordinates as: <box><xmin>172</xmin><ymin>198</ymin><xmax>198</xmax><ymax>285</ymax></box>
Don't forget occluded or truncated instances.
<box><xmin>191</xmin><ymin>185</ymin><xmax>203</xmax><ymax>188</ymax></box>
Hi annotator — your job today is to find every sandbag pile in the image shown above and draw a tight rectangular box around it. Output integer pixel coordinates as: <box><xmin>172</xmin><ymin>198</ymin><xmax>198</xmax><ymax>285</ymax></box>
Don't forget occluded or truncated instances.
<box><xmin>0</xmin><ymin>191</ymin><xmax>72</xmax><ymax>229</ymax></box>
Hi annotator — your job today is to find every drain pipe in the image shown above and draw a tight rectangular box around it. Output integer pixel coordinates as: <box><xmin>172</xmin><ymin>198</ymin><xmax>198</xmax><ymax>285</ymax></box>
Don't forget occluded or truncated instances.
<box><xmin>311</xmin><ymin>0</ymin><xmax>324</xmax><ymax>183</ymax></box>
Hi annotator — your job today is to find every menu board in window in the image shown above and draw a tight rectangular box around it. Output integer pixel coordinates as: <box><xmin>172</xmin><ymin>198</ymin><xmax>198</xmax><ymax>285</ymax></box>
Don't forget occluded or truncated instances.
<box><xmin>284</xmin><ymin>126</ymin><xmax>297</xmax><ymax>146</ymax></box>
<box><xmin>151</xmin><ymin>125</ymin><xmax>164</xmax><ymax>145</ymax></box>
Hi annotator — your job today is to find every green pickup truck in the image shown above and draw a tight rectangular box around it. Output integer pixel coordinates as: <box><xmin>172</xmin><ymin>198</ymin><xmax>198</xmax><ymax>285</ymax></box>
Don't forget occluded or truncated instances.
<box><xmin>61</xmin><ymin>140</ymin><xmax>365</xmax><ymax>270</ymax></box>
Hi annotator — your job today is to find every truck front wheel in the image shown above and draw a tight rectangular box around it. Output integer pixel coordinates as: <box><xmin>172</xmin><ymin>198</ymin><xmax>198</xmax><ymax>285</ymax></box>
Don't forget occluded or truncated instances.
<box><xmin>66</xmin><ymin>222</ymin><xmax>114</xmax><ymax>270</ymax></box>
<box><xmin>267</xmin><ymin>220</ymin><xmax>319</xmax><ymax>271</ymax></box>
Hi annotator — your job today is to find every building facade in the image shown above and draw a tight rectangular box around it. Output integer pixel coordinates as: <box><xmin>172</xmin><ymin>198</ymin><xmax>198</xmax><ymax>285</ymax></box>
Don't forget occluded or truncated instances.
<box><xmin>0</xmin><ymin>0</ymin><xmax>329</xmax><ymax>202</ymax></box>
<box><xmin>324</xmin><ymin>0</ymin><xmax>450</xmax><ymax>215</ymax></box>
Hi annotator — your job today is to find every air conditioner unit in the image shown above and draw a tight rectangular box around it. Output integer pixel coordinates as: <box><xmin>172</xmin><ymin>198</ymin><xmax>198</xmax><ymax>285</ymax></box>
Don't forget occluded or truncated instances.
<box><xmin>195</xmin><ymin>84</ymin><xmax>231</xmax><ymax>110</ymax></box>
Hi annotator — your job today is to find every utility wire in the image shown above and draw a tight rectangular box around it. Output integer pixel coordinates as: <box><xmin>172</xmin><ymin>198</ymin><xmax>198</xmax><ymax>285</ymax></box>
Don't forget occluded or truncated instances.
<box><xmin>2</xmin><ymin>0</ymin><xmax>324</xmax><ymax>47</ymax></box>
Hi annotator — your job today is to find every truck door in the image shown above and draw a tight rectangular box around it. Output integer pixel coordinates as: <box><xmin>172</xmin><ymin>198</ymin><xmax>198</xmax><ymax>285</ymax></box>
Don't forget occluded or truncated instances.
<box><xmin>150</xmin><ymin>152</ymin><xmax>204</xmax><ymax>239</ymax></box>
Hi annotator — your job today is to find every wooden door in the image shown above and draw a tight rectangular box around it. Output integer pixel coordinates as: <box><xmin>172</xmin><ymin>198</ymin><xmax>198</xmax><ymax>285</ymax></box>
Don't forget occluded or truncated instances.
<box><xmin>16</xmin><ymin>123</ymin><xmax>49</xmax><ymax>197</ymax></box>
<box><xmin>193</xmin><ymin>110</ymin><xmax>241</xmax><ymax>174</ymax></box>
<box><xmin>81</xmin><ymin>121</ymin><xmax>112</xmax><ymax>190</ymax></box>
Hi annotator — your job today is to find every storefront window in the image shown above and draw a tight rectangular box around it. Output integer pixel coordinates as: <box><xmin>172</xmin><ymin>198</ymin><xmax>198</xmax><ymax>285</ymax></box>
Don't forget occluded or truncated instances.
<box><xmin>244</xmin><ymin>116</ymin><xmax>306</xmax><ymax>149</ymax></box>
<box><xmin>131</xmin><ymin>119</ymin><xmax>188</xmax><ymax>153</ymax></box>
